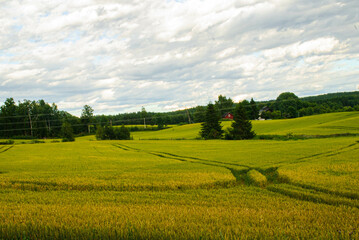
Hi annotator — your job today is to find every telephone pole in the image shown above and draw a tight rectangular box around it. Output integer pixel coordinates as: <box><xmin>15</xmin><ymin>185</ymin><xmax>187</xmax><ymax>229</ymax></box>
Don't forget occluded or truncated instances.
<box><xmin>28</xmin><ymin>107</ymin><xmax>33</xmax><ymax>136</ymax></box>
<box><xmin>186</xmin><ymin>109</ymin><xmax>192</xmax><ymax>124</ymax></box>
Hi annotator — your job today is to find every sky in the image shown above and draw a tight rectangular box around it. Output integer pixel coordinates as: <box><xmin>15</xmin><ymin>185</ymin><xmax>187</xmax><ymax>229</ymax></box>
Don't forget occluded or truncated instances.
<box><xmin>1</xmin><ymin>0</ymin><xmax>359</xmax><ymax>116</ymax></box>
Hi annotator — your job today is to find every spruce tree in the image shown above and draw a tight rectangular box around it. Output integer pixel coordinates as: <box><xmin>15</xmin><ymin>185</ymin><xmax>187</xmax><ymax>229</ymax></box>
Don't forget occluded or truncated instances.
<box><xmin>250</xmin><ymin>98</ymin><xmax>259</xmax><ymax>120</ymax></box>
<box><xmin>228</xmin><ymin>102</ymin><xmax>255</xmax><ymax>140</ymax></box>
<box><xmin>200</xmin><ymin>103</ymin><xmax>223</xmax><ymax>139</ymax></box>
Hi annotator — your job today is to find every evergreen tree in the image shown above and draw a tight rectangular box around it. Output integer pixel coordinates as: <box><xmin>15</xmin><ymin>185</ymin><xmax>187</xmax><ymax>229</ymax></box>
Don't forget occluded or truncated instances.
<box><xmin>249</xmin><ymin>98</ymin><xmax>259</xmax><ymax>120</ymax></box>
<box><xmin>200</xmin><ymin>103</ymin><xmax>223</xmax><ymax>139</ymax></box>
<box><xmin>227</xmin><ymin>102</ymin><xmax>255</xmax><ymax>140</ymax></box>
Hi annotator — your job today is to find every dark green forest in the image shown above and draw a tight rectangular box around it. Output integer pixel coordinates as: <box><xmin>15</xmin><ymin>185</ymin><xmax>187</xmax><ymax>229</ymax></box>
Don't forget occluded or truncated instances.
<box><xmin>0</xmin><ymin>91</ymin><xmax>358</xmax><ymax>139</ymax></box>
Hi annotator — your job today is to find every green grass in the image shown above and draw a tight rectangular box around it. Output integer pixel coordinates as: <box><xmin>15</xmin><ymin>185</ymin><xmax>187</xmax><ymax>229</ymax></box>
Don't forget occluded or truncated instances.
<box><xmin>130</xmin><ymin>111</ymin><xmax>359</xmax><ymax>139</ymax></box>
<box><xmin>0</xmin><ymin>112</ymin><xmax>359</xmax><ymax>239</ymax></box>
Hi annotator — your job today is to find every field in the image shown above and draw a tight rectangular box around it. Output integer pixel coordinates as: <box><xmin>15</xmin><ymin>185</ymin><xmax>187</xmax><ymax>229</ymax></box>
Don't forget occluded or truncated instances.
<box><xmin>0</xmin><ymin>112</ymin><xmax>359</xmax><ymax>239</ymax></box>
<box><xmin>132</xmin><ymin>112</ymin><xmax>359</xmax><ymax>139</ymax></box>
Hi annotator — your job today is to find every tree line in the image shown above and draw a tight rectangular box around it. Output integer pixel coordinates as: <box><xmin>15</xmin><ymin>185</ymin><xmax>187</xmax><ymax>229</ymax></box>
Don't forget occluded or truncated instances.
<box><xmin>0</xmin><ymin>91</ymin><xmax>358</xmax><ymax>139</ymax></box>
<box><xmin>0</xmin><ymin>98</ymin><xmax>94</xmax><ymax>140</ymax></box>
<box><xmin>93</xmin><ymin>91</ymin><xmax>359</xmax><ymax>127</ymax></box>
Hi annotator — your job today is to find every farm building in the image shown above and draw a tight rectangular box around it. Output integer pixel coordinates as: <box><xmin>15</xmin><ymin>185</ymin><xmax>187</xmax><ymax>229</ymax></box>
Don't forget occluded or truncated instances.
<box><xmin>222</xmin><ymin>112</ymin><xmax>234</xmax><ymax>120</ymax></box>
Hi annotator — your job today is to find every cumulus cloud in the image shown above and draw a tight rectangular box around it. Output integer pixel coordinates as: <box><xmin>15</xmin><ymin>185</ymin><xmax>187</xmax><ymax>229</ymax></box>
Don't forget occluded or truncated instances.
<box><xmin>0</xmin><ymin>0</ymin><xmax>359</xmax><ymax>115</ymax></box>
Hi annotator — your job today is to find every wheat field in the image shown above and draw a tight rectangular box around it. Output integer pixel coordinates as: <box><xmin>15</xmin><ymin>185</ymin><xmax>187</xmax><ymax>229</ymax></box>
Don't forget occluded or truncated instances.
<box><xmin>0</xmin><ymin>112</ymin><xmax>358</xmax><ymax>239</ymax></box>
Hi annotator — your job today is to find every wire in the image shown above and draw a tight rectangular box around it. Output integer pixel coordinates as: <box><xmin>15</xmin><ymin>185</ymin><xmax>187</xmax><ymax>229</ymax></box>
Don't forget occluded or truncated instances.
<box><xmin>0</xmin><ymin>97</ymin><xmax>321</xmax><ymax>133</ymax></box>
<box><xmin>0</xmin><ymin>97</ymin><xmax>307</xmax><ymax>120</ymax></box>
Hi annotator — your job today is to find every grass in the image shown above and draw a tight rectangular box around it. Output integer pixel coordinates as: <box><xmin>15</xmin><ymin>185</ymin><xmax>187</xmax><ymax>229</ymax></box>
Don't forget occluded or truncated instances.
<box><xmin>130</xmin><ymin>111</ymin><xmax>359</xmax><ymax>140</ymax></box>
<box><xmin>0</xmin><ymin>112</ymin><xmax>359</xmax><ymax>239</ymax></box>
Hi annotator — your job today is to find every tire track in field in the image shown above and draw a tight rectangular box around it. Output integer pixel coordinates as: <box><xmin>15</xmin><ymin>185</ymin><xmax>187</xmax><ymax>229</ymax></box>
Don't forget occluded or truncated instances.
<box><xmin>276</xmin><ymin>142</ymin><xmax>359</xmax><ymax>165</ymax></box>
<box><xmin>112</xmin><ymin>144</ymin><xmax>130</xmax><ymax>151</ymax></box>
<box><xmin>0</xmin><ymin>146</ymin><xmax>13</xmax><ymax>154</ymax></box>
<box><xmin>114</xmin><ymin>143</ymin><xmax>263</xmax><ymax>183</ymax></box>
<box><xmin>93</xmin><ymin>146</ymin><xmax>104</xmax><ymax>155</ymax></box>
<box><xmin>114</xmin><ymin>143</ymin><xmax>359</xmax><ymax>209</ymax></box>
<box><xmin>115</xmin><ymin>143</ymin><xmax>251</xmax><ymax>169</ymax></box>
<box><xmin>296</xmin><ymin>142</ymin><xmax>358</xmax><ymax>161</ymax></box>
<box><xmin>271</xmin><ymin>141</ymin><xmax>359</xmax><ymax>208</ymax></box>
<box><xmin>266</xmin><ymin>184</ymin><xmax>359</xmax><ymax>209</ymax></box>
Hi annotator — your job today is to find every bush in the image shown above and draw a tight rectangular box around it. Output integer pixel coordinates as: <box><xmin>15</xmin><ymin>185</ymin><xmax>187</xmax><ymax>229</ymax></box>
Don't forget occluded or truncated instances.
<box><xmin>30</xmin><ymin>140</ymin><xmax>45</xmax><ymax>144</ymax></box>
<box><xmin>61</xmin><ymin>138</ymin><xmax>73</xmax><ymax>142</ymax></box>
<box><xmin>96</xmin><ymin>125</ymin><xmax>131</xmax><ymax>140</ymax></box>
<box><xmin>115</xmin><ymin>125</ymin><xmax>131</xmax><ymax>140</ymax></box>
<box><xmin>0</xmin><ymin>140</ymin><xmax>14</xmax><ymax>145</ymax></box>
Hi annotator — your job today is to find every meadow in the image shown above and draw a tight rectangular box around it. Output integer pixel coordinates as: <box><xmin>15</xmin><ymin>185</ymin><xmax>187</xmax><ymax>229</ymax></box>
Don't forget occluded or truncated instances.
<box><xmin>132</xmin><ymin>112</ymin><xmax>359</xmax><ymax>140</ymax></box>
<box><xmin>0</xmin><ymin>112</ymin><xmax>358</xmax><ymax>239</ymax></box>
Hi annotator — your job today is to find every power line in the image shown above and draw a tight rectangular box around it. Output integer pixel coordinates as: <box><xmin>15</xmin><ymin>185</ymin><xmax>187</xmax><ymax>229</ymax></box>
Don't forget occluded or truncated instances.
<box><xmin>0</xmin><ymin>97</ymin><xmax>322</xmax><ymax>133</ymax></box>
<box><xmin>0</xmin><ymin>97</ymin><xmax>307</xmax><ymax>120</ymax></box>
<box><xmin>0</xmin><ymin>113</ymin><xmax>58</xmax><ymax>120</ymax></box>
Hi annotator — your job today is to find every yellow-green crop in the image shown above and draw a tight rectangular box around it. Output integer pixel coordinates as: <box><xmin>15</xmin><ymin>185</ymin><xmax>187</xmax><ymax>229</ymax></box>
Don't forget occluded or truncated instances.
<box><xmin>0</xmin><ymin>112</ymin><xmax>359</xmax><ymax>239</ymax></box>
<box><xmin>131</xmin><ymin>111</ymin><xmax>359</xmax><ymax>140</ymax></box>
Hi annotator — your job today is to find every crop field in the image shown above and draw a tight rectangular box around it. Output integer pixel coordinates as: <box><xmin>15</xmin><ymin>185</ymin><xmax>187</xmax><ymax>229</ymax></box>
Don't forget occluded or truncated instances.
<box><xmin>0</xmin><ymin>112</ymin><xmax>359</xmax><ymax>239</ymax></box>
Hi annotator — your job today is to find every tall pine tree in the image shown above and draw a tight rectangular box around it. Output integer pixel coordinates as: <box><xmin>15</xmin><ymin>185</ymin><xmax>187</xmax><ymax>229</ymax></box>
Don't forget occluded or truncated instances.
<box><xmin>228</xmin><ymin>102</ymin><xmax>255</xmax><ymax>140</ymax></box>
<box><xmin>200</xmin><ymin>103</ymin><xmax>223</xmax><ymax>139</ymax></box>
<box><xmin>249</xmin><ymin>98</ymin><xmax>259</xmax><ymax>120</ymax></box>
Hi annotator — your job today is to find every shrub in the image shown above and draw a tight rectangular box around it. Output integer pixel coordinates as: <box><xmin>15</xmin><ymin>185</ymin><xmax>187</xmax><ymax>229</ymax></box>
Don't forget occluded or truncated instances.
<box><xmin>96</xmin><ymin>125</ymin><xmax>131</xmax><ymax>140</ymax></box>
<box><xmin>30</xmin><ymin>140</ymin><xmax>45</xmax><ymax>144</ymax></box>
<box><xmin>0</xmin><ymin>140</ymin><xmax>14</xmax><ymax>145</ymax></box>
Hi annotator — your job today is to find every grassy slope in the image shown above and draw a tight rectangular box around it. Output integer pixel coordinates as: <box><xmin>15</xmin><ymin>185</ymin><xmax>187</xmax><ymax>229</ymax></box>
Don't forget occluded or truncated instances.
<box><xmin>131</xmin><ymin>111</ymin><xmax>359</xmax><ymax>139</ymax></box>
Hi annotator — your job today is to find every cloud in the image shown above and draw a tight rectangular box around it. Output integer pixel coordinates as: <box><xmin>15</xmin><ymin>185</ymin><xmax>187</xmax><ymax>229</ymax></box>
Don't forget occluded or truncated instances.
<box><xmin>0</xmin><ymin>0</ymin><xmax>359</xmax><ymax>115</ymax></box>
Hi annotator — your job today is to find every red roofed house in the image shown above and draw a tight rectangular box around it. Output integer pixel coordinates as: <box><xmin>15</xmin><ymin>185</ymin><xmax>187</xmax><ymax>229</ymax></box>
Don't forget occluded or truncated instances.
<box><xmin>222</xmin><ymin>112</ymin><xmax>234</xmax><ymax>120</ymax></box>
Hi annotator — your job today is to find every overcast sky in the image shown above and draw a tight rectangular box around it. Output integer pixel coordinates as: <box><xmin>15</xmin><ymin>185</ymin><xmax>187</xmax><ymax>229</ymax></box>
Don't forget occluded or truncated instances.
<box><xmin>1</xmin><ymin>0</ymin><xmax>358</xmax><ymax>115</ymax></box>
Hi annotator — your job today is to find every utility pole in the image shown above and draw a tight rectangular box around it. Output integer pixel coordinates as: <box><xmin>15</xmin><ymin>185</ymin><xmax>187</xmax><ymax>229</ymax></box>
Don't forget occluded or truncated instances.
<box><xmin>186</xmin><ymin>109</ymin><xmax>192</xmax><ymax>124</ymax></box>
<box><xmin>28</xmin><ymin>107</ymin><xmax>33</xmax><ymax>137</ymax></box>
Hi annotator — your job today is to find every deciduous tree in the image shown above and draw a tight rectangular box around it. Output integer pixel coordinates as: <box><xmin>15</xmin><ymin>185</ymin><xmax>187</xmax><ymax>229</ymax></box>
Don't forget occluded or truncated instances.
<box><xmin>215</xmin><ymin>95</ymin><xmax>234</xmax><ymax>116</ymax></box>
<box><xmin>81</xmin><ymin>105</ymin><xmax>94</xmax><ymax>133</ymax></box>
